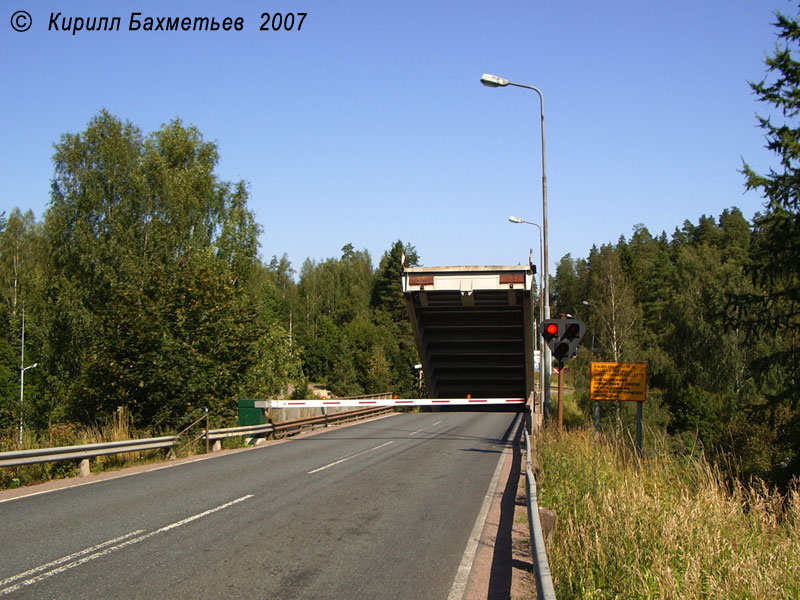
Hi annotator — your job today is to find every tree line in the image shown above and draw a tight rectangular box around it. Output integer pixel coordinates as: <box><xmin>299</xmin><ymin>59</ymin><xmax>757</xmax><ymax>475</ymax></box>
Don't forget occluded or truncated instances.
<box><xmin>551</xmin><ymin>209</ymin><xmax>789</xmax><ymax>481</ymax></box>
<box><xmin>551</xmin><ymin>7</ymin><xmax>800</xmax><ymax>485</ymax></box>
<box><xmin>0</xmin><ymin>110</ymin><xmax>421</xmax><ymax>440</ymax></box>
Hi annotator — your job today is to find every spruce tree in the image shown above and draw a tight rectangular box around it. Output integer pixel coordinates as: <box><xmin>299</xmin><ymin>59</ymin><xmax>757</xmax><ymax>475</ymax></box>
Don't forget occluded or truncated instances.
<box><xmin>742</xmin><ymin>7</ymin><xmax>800</xmax><ymax>480</ymax></box>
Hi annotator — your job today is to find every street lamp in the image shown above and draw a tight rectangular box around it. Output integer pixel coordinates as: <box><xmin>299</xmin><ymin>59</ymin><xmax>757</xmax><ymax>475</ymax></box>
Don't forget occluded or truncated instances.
<box><xmin>18</xmin><ymin>308</ymin><xmax>38</xmax><ymax>445</ymax></box>
<box><xmin>508</xmin><ymin>217</ymin><xmax>543</xmax><ymax>323</ymax></box>
<box><xmin>508</xmin><ymin>216</ymin><xmax>543</xmax><ymax>290</ymax></box>
<box><xmin>19</xmin><ymin>362</ymin><xmax>38</xmax><ymax>445</ymax></box>
<box><xmin>483</xmin><ymin>73</ymin><xmax>552</xmax><ymax>416</ymax></box>
<box><xmin>508</xmin><ymin>216</ymin><xmax>548</xmax><ymax>417</ymax></box>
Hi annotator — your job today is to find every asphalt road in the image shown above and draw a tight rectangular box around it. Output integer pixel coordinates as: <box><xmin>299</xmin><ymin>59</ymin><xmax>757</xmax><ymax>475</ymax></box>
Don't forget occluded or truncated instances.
<box><xmin>0</xmin><ymin>411</ymin><xmax>519</xmax><ymax>599</ymax></box>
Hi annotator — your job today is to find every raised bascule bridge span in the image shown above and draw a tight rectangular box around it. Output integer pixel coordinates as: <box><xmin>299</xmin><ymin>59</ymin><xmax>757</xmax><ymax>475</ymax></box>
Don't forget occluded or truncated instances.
<box><xmin>402</xmin><ymin>264</ymin><xmax>535</xmax><ymax>410</ymax></box>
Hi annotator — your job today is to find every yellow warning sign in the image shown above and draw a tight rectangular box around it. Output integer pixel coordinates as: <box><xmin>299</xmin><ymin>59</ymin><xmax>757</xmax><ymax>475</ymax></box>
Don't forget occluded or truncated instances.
<box><xmin>590</xmin><ymin>362</ymin><xmax>647</xmax><ymax>402</ymax></box>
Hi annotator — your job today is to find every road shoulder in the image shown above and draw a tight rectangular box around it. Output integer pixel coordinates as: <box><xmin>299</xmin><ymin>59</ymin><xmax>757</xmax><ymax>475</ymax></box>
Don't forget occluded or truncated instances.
<box><xmin>465</xmin><ymin>419</ymin><xmax>536</xmax><ymax>599</ymax></box>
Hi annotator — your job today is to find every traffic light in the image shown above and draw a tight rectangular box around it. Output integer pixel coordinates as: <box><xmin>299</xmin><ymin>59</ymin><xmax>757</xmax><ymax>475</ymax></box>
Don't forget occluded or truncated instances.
<box><xmin>541</xmin><ymin>318</ymin><xmax>586</xmax><ymax>363</ymax></box>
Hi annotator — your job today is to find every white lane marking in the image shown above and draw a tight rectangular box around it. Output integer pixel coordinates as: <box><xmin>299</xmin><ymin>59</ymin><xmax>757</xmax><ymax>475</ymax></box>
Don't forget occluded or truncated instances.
<box><xmin>409</xmin><ymin>420</ymin><xmax>443</xmax><ymax>436</ymax></box>
<box><xmin>0</xmin><ymin>494</ymin><xmax>254</xmax><ymax>596</ymax></box>
<box><xmin>307</xmin><ymin>441</ymin><xmax>394</xmax><ymax>474</ymax></box>
<box><xmin>0</xmin><ymin>530</ymin><xmax>145</xmax><ymax>587</ymax></box>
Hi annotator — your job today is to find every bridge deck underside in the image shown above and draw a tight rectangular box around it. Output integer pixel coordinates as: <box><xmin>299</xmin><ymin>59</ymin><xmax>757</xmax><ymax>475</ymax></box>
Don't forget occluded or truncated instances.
<box><xmin>408</xmin><ymin>290</ymin><xmax>528</xmax><ymax>399</ymax></box>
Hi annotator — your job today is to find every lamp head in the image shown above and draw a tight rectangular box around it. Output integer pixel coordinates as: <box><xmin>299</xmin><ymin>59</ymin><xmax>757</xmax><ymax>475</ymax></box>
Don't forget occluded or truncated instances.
<box><xmin>481</xmin><ymin>73</ymin><xmax>509</xmax><ymax>87</ymax></box>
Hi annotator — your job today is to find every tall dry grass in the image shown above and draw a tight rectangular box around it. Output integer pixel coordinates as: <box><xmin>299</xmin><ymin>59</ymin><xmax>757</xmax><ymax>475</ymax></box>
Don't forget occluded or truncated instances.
<box><xmin>535</xmin><ymin>428</ymin><xmax>800</xmax><ymax>599</ymax></box>
<box><xmin>1</xmin><ymin>407</ymin><xmax>169</xmax><ymax>488</ymax></box>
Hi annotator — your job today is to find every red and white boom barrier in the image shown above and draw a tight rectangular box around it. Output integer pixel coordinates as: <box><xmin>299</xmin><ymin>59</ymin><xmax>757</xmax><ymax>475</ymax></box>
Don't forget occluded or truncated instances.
<box><xmin>268</xmin><ymin>398</ymin><xmax>526</xmax><ymax>408</ymax></box>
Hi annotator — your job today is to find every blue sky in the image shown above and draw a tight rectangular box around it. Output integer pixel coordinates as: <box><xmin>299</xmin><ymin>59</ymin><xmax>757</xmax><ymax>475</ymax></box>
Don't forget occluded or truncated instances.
<box><xmin>0</xmin><ymin>0</ymin><xmax>787</xmax><ymax>275</ymax></box>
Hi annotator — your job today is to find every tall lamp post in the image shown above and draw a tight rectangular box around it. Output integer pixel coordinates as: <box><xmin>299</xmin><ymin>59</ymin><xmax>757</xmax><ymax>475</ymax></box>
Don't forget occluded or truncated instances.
<box><xmin>19</xmin><ymin>363</ymin><xmax>38</xmax><ymax>445</ymax></box>
<box><xmin>18</xmin><ymin>309</ymin><xmax>38</xmax><ymax>445</ymax></box>
<box><xmin>508</xmin><ymin>216</ymin><xmax>549</xmax><ymax>416</ymax></box>
<box><xmin>482</xmin><ymin>73</ymin><xmax>552</xmax><ymax>414</ymax></box>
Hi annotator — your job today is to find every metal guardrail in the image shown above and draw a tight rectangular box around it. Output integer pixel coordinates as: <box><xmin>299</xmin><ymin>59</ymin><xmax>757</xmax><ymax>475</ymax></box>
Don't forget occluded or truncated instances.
<box><xmin>524</xmin><ymin>426</ymin><xmax>556</xmax><ymax>600</ymax></box>
<box><xmin>0</xmin><ymin>406</ymin><xmax>392</xmax><ymax>472</ymax></box>
<box><xmin>0</xmin><ymin>437</ymin><xmax>178</xmax><ymax>468</ymax></box>
<box><xmin>205</xmin><ymin>407</ymin><xmax>392</xmax><ymax>444</ymax></box>
<box><xmin>336</xmin><ymin>392</ymin><xmax>394</xmax><ymax>400</ymax></box>
<box><xmin>206</xmin><ymin>423</ymin><xmax>274</xmax><ymax>440</ymax></box>
<box><xmin>271</xmin><ymin>406</ymin><xmax>393</xmax><ymax>436</ymax></box>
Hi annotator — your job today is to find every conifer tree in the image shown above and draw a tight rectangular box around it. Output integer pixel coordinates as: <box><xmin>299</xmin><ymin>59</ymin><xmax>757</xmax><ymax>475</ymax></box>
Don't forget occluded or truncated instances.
<box><xmin>742</xmin><ymin>7</ymin><xmax>800</xmax><ymax>479</ymax></box>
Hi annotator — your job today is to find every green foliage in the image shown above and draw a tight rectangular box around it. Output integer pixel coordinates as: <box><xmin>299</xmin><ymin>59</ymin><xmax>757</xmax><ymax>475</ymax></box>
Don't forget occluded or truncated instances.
<box><xmin>552</xmin><ymin>253</ymin><xmax>586</xmax><ymax>316</ymax></box>
<box><xmin>739</xmin><ymin>6</ymin><xmax>800</xmax><ymax>482</ymax></box>
<box><xmin>0</xmin><ymin>208</ymin><xmax>44</xmax><ymax>430</ymax></box>
<box><xmin>586</xmin><ymin>244</ymin><xmax>641</xmax><ymax>363</ymax></box>
<box><xmin>240</xmin><ymin>324</ymin><xmax>303</xmax><ymax>399</ymax></box>
<box><xmin>37</xmin><ymin>111</ymin><xmax>265</xmax><ymax>429</ymax></box>
<box><xmin>554</xmin><ymin>207</ymin><xmax>782</xmax><ymax>480</ymax></box>
<box><xmin>293</xmin><ymin>239</ymin><xmax>421</xmax><ymax>398</ymax></box>
<box><xmin>371</xmin><ymin>240</ymin><xmax>418</xmax><ymax>321</ymax></box>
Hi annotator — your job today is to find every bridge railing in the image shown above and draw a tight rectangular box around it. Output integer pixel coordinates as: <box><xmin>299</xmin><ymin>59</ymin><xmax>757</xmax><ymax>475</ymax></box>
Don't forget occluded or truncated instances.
<box><xmin>0</xmin><ymin>437</ymin><xmax>179</xmax><ymax>469</ymax></box>
<box><xmin>524</xmin><ymin>390</ymin><xmax>557</xmax><ymax>599</ymax></box>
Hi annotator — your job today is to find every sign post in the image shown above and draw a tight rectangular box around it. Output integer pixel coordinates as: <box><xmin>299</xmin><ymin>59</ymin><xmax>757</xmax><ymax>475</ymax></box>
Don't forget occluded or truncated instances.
<box><xmin>590</xmin><ymin>362</ymin><xmax>648</xmax><ymax>453</ymax></box>
<box><xmin>557</xmin><ymin>366</ymin><xmax>565</xmax><ymax>430</ymax></box>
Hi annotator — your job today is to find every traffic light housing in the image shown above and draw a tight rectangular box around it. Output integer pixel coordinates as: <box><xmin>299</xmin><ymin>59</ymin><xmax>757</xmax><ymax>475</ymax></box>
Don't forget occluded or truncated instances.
<box><xmin>541</xmin><ymin>318</ymin><xmax>586</xmax><ymax>363</ymax></box>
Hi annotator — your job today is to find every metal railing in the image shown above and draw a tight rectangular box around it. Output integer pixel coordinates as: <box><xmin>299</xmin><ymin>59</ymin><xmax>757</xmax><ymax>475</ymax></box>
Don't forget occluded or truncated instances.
<box><xmin>272</xmin><ymin>406</ymin><xmax>393</xmax><ymax>437</ymax></box>
<box><xmin>524</xmin><ymin>425</ymin><xmax>556</xmax><ymax>599</ymax></box>
<box><xmin>0</xmin><ymin>406</ymin><xmax>392</xmax><ymax>472</ymax></box>
<box><xmin>336</xmin><ymin>392</ymin><xmax>395</xmax><ymax>400</ymax></box>
<box><xmin>0</xmin><ymin>437</ymin><xmax>178</xmax><ymax>468</ymax></box>
<box><xmin>206</xmin><ymin>423</ymin><xmax>275</xmax><ymax>441</ymax></box>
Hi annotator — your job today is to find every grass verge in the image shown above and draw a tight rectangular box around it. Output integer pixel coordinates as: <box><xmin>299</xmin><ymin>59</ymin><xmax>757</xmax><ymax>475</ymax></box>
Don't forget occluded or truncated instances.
<box><xmin>535</xmin><ymin>427</ymin><xmax>800</xmax><ymax>599</ymax></box>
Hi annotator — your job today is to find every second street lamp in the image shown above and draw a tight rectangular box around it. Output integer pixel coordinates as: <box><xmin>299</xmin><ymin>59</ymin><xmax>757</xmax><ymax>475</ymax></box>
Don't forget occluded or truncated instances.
<box><xmin>508</xmin><ymin>216</ymin><xmax>550</xmax><ymax>419</ymax></box>
<box><xmin>483</xmin><ymin>73</ymin><xmax>553</xmax><ymax>416</ymax></box>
